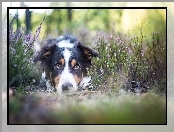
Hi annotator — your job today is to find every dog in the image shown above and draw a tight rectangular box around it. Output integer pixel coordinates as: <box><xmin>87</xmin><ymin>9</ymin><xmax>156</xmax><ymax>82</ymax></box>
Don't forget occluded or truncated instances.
<box><xmin>34</xmin><ymin>35</ymin><xmax>98</xmax><ymax>94</ymax></box>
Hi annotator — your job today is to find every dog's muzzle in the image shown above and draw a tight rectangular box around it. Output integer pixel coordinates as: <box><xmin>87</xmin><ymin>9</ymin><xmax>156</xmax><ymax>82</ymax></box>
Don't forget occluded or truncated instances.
<box><xmin>62</xmin><ymin>82</ymin><xmax>74</xmax><ymax>92</ymax></box>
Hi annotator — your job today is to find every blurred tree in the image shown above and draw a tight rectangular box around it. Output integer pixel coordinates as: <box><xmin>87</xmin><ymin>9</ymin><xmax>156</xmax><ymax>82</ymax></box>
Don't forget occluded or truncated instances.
<box><xmin>19</xmin><ymin>2</ymin><xmax>32</xmax><ymax>33</ymax></box>
<box><xmin>44</xmin><ymin>9</ymin><xmax>61</xmax><ymax>37</ymax></box>
<box><xmin>66</xmin><ymin>2</ymin><xmax>73</xmax><ymax>33</ymax></box>
<box><xmin>25</xmin><ymin>9</ymin><xmax>32</xmax><ymax>34</ymax></box>
<box><xmin>147</xmin><ymin>9</ymin><xmax>166</xmax><ymax>38</ymax></box>
<box><xmin>66</xmin><ymin>2</ymin><xmax>72</xmax><ymax>22</ymax></box>
<box><xmin>16</xmin><ymin>9</ymin><xmax>20</xmax><ymax>29</ymax></box>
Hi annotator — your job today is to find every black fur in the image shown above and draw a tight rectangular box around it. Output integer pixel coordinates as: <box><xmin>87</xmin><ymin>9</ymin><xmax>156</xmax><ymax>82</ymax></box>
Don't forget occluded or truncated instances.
<box><xmin>34</xmin><ymin>35</ymin><xmax>98</xmax><ymax>87</ymax></box>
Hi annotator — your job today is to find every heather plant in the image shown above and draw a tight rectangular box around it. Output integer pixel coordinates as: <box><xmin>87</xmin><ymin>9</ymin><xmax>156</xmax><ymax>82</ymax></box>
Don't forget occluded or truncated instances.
<box><xmin>9</xmin><ymin>15</ymin><xmax>43</xmax><ymax>90</ymax></box>
<box><xmin>127</xmin><ymin>32</ymin><xmax>166</xmax><ymax>94</ymax></box>
<box><xmin>88</xmin><ymin>33</ymin><xmax>129</xmax><ymax>92</ymax></box>
<box><xmin>88</xmin><ymin>30</ymin><xmax>166</xmax><ymax>94</ymax></box>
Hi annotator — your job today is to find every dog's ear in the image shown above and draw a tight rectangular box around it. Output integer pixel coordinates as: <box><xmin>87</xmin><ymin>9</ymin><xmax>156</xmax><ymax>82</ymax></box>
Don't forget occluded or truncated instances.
<box><xmin>33</xmin><ymin>40</ymin><xmax>56</xmax><ymax>63</ymax></box>
<box><xmin>76</xmin><ymin>41</ymin><xmax>98</xmax><ymax>61</ymax></box>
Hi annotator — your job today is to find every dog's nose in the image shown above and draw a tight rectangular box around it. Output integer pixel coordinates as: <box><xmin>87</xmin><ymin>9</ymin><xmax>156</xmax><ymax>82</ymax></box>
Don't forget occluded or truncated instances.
<box><xmin>62</xmin><ymin>82</ymin><xmax>73</xmax><ymax>91</ymax></box>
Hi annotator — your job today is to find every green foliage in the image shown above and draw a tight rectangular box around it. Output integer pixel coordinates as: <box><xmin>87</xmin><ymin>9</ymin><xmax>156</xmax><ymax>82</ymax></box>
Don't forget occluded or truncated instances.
<box><xmin>20</xmin><ymin>9</ymin><xmax>165</xmax><ymax>43</ymax></box>
<box><xmin>21</xmin><ymin>9</ymin><xmax>124</xmax><ymax>42</ymax></box>
<box><xmin>88</xmin><ymin>29</ymin><xmax>166</xmax><ymax>94</ymax></box>
<box><xmin>146</xmin><ymin>9</ymin><xmax>166</xmax><ymax>38</ymax></box>
<box><xmin>88</xmin><ymin>33</ymin><xmax>128</xmax><ymax>91</ymax></box>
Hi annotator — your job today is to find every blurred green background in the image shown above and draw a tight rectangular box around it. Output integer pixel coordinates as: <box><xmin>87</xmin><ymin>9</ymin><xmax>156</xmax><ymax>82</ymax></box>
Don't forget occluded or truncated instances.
<box><xmin>6</xmin><ymin>2</ymin><xmax>166</xmax><ymax>44</ymax></box>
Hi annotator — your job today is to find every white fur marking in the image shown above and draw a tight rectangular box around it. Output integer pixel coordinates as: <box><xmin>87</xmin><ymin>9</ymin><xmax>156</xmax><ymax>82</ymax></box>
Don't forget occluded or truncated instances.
<box><xmin>56</xmin><ymin>48</ymin><xmax>77</xmax><ymax>94</ymax></box>
<box><xmin>80</xmin><ymin>76</ymin><xmax>91</xmax><ymax>87</ymax></box>
<box><xmin>57</xmin><ymin>40</ymin><xmax>74</xmax><ymax>48</ymax></box>
<box><xmin>46</xmin><ymin>80</ymin><xmax>54</xmax><ymax>92</ymax></box>
<box><xmin>41</xmin><ymin>71</ymin><xmax>46</xmax><ymax>80</ymax></box>
<box><xmin>41</xmin><ymin>72</ymin><xmax>54</xmax><ymax>92</ymax></box>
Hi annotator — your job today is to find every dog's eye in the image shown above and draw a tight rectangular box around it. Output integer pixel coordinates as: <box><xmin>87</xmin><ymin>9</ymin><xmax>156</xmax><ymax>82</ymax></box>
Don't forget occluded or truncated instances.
<box><xmin>54</xmin><ymin>63</ymin><xmax>61</xmax><ymax>69</ymax></box>
<box><xmin>74</xmin><ymin>64</ymin><xmax>80</xmax><ymax>70</ymax></box>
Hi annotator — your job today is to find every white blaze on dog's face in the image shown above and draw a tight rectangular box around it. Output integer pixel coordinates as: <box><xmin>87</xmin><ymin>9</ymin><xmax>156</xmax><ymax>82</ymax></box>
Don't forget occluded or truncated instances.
<box><xmin>52</xmin><ymin>40</ymin><xmax>85</xmax><ymax>93</ymax></box>
<box><xmin>57</xmin><ymin>46</ymin><xmax>77</xmax><ymax>93</ymax></box>
<box><xmin>34</xmin><ymin>35</ymin><xmax>98</xmax><ymax>94</ymax></box>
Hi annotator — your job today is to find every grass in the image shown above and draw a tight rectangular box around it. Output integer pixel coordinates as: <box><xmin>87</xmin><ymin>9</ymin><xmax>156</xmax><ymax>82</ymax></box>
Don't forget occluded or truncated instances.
<box><xmin>9</xmin><ymin>91</ymin><xmax>166</xmax><ymax>124</ymax></box>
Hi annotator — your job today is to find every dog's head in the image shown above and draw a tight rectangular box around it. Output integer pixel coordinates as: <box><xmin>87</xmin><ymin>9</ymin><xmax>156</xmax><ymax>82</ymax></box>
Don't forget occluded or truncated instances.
<box><xmin>34</xmin><ymin>35</ymin><xmax>98</xmax><ymax>93</ymax></box>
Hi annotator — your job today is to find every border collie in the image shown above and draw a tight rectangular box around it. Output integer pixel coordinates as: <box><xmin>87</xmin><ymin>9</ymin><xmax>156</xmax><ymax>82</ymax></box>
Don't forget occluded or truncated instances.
<box><xmin>34</xmin><ymin>35</ymin><xmax>98</xmax><ymax>94</ymax></box>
